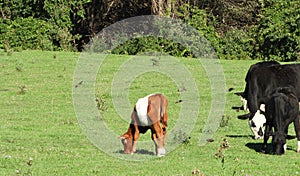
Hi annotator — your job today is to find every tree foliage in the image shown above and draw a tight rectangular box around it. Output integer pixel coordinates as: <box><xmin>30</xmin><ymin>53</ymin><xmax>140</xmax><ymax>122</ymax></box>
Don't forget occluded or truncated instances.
<box><xmin>1</xmin><ymin>17</ymin><xmax>54</xmax><ymax>51</ymax></box>
<box><xmin>0</xmin><ymin>0</ymin><xmax>87</xmax><ymax>51</ymax></box>
<box><xmin>255</xmin><ymin>0</ymin><xmax>300</xmax><ymax>61</ymax></box>
<box><xmin>0</xmin><ymin>0</ymin><xmax>299</xmax><ymax>61</ymax></box>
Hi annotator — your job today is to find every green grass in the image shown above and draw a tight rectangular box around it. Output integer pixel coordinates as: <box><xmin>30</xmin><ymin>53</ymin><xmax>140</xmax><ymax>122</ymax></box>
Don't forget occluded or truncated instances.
<box><xmin>1</xmin><ymin>50</ymin><xmax>300</xmax><ymax>175</ymax></box>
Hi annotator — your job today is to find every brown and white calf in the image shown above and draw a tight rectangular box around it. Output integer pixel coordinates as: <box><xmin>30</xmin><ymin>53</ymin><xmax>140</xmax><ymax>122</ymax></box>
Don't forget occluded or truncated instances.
<box><xmin>120</xmin><ymin>93</ymin><xmax>168</xmax><ymax>157</ymax></box>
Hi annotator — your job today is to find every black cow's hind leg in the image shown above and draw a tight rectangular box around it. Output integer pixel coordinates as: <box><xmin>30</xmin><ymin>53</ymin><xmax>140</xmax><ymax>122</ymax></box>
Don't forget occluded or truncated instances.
<box><xmin>293</xmin><ymin>114</ymin><xmax>300</xmax><ymax>153</ymax></box>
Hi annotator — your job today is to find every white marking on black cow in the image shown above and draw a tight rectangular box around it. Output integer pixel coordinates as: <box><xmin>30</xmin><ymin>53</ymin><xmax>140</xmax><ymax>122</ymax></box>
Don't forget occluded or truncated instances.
<box><xmin>260</xmin><ymin>104</ymin><xmax>265</xmax><ymax>112</ymax></box>
<box><xmin>241</xmin><ymin>97</ymin><xmax>248</xmax><ymax>112</ymax></box>
<box><xmin>249</xmin><ymin>104</ymin><xmax>266</xmax><ymax>139</ymax></box>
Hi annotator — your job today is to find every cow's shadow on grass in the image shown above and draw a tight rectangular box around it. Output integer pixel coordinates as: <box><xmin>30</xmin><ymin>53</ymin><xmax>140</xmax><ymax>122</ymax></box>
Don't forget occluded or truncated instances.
<box><xmin>245</xmin><ymin>142</ymin><xmax>270</xmax><ymax>153</ymax></box>
<box><xmin>115</xmin><ymin>149</ymin><xmax>155</xmax><ymax>156</ymax></box>
<box><xmin>245</xmin><ymin>142</ymin><xmax>295</xmax><ymax>154</ymax></box>
<box><xmin>226</xmin><ymin>134</ymin><xmax>253</xmax><ymax>139</ymax></box>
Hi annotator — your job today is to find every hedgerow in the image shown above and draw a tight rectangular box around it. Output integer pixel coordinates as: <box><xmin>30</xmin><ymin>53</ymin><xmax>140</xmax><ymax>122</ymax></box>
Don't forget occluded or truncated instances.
<box><xmin>0</xmin><ymin>0</ymin><xmax>298</xmax><ymax>61</ymax></box>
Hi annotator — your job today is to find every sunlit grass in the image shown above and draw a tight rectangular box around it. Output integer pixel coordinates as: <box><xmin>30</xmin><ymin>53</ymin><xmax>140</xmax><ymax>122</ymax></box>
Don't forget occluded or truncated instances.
<box><xmin>1</xmin><ymin>51</ymin><xmax>300</xmax><ymax>175</ymax></box>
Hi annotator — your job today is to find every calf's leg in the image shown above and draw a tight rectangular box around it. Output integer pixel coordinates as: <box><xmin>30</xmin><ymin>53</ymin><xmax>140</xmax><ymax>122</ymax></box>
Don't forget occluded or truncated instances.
<box><xmin>152</xmin><ymin>123</ymin><xmax>166</xmax><ymax>157</ymax></box>
<box><xmin>131</xmin><ymin>125</ymin><xmax>140</xmax><ymax>154</ymax></box>
<box><xmin>148</xmin><ymin>102</ymin><xmax>166</xmax><ymax>157</ymax></box>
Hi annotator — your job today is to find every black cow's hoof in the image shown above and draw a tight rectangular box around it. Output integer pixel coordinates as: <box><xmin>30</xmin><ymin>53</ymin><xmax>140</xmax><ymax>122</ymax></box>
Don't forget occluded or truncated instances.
<box><xmin>261</xmin><ymin>147</ymin><xmax>269</xmax><ymax>154</ymax></box>
<box><xmin>237</xmin><ymin>113</ymin><xmax>251</xmax><ymax>120</ymax></box>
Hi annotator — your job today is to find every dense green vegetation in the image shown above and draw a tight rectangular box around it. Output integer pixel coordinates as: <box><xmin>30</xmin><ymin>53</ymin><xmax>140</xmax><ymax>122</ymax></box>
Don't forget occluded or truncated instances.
<box><xmin>1</xmin><ymin>50</ymin><xmax>300</xmax><ymax>175</ymax></box>
<box><xmin>256</xmin><ymin>0</ymin><xmax>300</xmax><ymax>61</ymax></box>
<box><xmin>1</xmin><ymin>0</ymin><xmax>299</xmax><ymax>61</ymax></box>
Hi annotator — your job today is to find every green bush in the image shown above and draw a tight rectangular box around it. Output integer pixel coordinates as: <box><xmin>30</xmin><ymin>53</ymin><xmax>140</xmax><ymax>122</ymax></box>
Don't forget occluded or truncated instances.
<box><xmin>0</xmin><ymin>0</ymin><xmax>34</xmax><ymax>20</ymax></box>
<box><xmin>177</xmin><ymin>4</ymin><xmax>221</xmax><ymax>54</ymax></box>
<box><xmin>112</xmin><ymin>4</ymin><xmax>218</xmax><ymax>58</ymax></box>
<box><xmin>255</xmin><ymin>0</ymin><xmax>300</xmax><ymax>61</ymax></box>
<box><xmin>0</xmin><ymin>17</ymin><xmax>55</xmax><ymax>51</ymax></box>
<box><xmin>111</xmin><ymin>36</ymin><xmax>194</xmax><ymax>57</ymax></box>
<box><xmin>219</xmin><ymin>27</ymin><xmax>256</xmax><ymax>60</ymax></box>
<box><xmin>0</xmin><ymin>0</ymin><xmax>86</xmax><ymax>52</ymax></box>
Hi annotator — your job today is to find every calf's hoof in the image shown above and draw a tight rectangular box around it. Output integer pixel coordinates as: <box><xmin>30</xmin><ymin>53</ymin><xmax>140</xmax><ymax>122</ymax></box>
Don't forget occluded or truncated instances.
<box><xmin>157</xmin><ymin>148</ymin><xmax>166</xmax><ymax>157</ymax></box>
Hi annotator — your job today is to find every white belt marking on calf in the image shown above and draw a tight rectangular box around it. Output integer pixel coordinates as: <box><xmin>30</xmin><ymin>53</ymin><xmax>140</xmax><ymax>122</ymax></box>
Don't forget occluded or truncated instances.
<box><xmin>135</xmin><ymin>95</ymin><xmax>152</xmax><ymax>126</ymax></box>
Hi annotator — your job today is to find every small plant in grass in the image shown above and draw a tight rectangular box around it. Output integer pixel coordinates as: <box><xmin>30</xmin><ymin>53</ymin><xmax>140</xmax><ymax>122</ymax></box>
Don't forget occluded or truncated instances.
<box><xmin>215</xmin><ymin>139</ymin><xmax>240</xmax><ymax>176</ymax></box>
<box><xmin>18</xmin><ymin>85</ymin><xmax>26</xmax><ymax>95</ymax></box>
<box><xmin>220</xmin><ymin>115</ymin><xmax>230</xmax><ymax>127</ymax></box>
<box><xmin>4</xmin><ymin>41</ymin><xmax>12</xmax><ymax>56</ymax></box>
<box><xmin>215</xmin><ymin>138</ymin><xmax>230</xmax><ymax>173</ymax></box>
<box><xmin>15</xmin><ymin>62</ymin><xmax>24</xmax><ymax>72</ymax></box>
<box><xmin>215</xmin><ymin>138</ymin><xmax>230</xmax><ymax>159</ymax></box>
<box><xmin>16</xmin><ymin>157</ymin><xmax>33</xmax><ymax>176</ymax></box>
<box><xmin>96</xmin><ymin>96</ymin><xmax>108</xmax><ymax>112</ymax></box>
<box><xmin>192</xmin><ymin>168</ymin><xmax>205</xmax><ymax>175</ymax></box>
<box><xmin>172</xmin><ymin>129</ymin><xmax>191</xmax><ymax>144</ymax></box>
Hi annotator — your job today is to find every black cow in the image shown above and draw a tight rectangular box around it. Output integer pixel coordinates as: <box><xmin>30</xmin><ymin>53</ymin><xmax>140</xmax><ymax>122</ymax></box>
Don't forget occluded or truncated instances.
<box><xmin>262</xmin><ymin>87</ymin><xmax>300</xmax><ymax>155</ymax></box>
<box><xmin>238</xmin><ymin>63</ymin><xmax>300</xmax><ymax>120</ymax></box>
<box><xmin>236</xmin><ymin>61</ymin><xmax>280</xmax><ymax>114</ymax></box>
<box><xmin>235</xmin><ymin>61</ymin><xmax>280</xmax><ymax>139</ymax></box>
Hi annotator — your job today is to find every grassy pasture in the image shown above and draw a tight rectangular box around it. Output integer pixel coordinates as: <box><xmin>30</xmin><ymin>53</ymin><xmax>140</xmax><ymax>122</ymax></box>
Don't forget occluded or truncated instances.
<box><xmin>1</xmin><ymin>50</ymin><xmax>300</xmax><ymax>175</ymax></box>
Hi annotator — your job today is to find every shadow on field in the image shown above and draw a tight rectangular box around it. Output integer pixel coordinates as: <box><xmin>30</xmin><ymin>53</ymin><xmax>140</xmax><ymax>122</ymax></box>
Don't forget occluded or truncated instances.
<box><xmin>246</xmin><ymin>142</ymin><xmax>296</xmax><ymax>154</ymax></box>
<box><xmin>115</xmin><ymin>149</ymin><xmax>155</xmax><ymax>155</ymax></box>
<box><xmin>245</xmin><ymin>142</ymin><xmax>267</xmax><ymax>153</ymax></box>
<box><xmin>226</xmin><ymin>134</ymin><xmax>253</xmax><ymax>139</ymax></box>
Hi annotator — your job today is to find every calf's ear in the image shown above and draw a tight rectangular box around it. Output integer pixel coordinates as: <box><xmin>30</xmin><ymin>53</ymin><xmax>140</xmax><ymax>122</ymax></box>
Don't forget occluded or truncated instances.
<box><xmin>119</xmin><ymin>135</ymin><xmax>128</xmax><ymax>144</ymax></box>
<box><xmin>119</xmin><ymin>134</ymin><xmax>129</xmax><ymax>140</ymax></box>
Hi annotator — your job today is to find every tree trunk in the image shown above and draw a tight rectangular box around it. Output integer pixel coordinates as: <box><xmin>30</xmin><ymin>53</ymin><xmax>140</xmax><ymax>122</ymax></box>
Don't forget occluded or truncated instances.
<box><xmin>151</xmin><ymin>0</ymin><xmax>174</xmax><ymax>16</ymax></box>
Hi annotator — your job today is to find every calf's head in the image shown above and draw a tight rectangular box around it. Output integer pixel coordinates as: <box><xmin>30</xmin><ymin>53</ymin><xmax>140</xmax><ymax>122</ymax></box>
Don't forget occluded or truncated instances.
<box><xmin>272</xmin><ymin>131</ymin><xmax>287</xmax><ymax>155</ymax></box>
<box><xmin>120</xmin><ymin>134</ymin><xmax>134</xmax><ymax>154</ymax></box>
